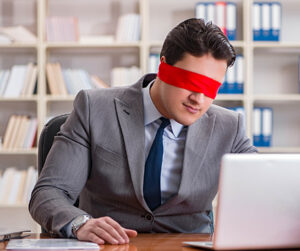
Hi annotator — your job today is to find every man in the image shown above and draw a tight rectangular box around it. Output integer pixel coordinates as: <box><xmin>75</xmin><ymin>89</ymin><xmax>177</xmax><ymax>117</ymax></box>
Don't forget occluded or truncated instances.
<box><xmin>29</xmin><ymin>18</ymin><xmax>257</xmax><ymax>245</ymax></box>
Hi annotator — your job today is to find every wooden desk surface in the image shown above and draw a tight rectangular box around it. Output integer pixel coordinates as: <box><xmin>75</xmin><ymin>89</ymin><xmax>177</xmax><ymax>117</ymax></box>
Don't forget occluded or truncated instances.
<box><xmin>0</xmin><ymin>233</ymin><xmax>212</xmax><ymax>251</ymax></box>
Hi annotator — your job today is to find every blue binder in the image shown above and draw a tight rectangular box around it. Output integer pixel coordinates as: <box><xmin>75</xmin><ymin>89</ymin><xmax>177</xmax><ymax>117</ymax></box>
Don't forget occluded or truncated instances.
<box><xmin>270</xmin><ymin>2</ymin><xmax>281</xmax><ymax>41</ymax></box>
<box><xmin>226</xmin><ymin>2</ymin><xmax>237</xmax><ymax>41</ymax></box>
<box><xmin>253</xmin><ymin>2</ymin><xmax>262</xmax><ymax>41</ymax></box>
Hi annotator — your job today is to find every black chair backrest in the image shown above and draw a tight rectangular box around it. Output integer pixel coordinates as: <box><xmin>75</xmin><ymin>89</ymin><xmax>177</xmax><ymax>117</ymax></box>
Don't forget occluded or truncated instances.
<box><xmin>38</xmin><ymin>114</ymin><xmax>69</xmax><ymax>175</ymax></box>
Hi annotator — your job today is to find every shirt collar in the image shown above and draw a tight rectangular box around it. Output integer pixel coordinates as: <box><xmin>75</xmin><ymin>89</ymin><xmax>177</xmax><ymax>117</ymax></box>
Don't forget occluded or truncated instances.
<box><xmin>142</xmin><ymin>81</ymin><xmax>184</xmax><ymax>138</ymax></box>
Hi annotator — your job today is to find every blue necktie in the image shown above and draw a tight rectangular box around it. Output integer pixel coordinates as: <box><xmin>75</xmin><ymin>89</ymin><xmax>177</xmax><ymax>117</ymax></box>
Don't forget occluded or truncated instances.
<box><xmin>143</xmin><ymin>117</ymin><xmax>170</xmax><ymax>211</ymax></box>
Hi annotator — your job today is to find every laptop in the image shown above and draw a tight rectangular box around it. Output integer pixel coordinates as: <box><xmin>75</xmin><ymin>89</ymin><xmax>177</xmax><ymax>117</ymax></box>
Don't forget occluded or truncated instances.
<box><xmin>183</xmin><ymin>154</ymin><xmax>300</xmax><ymax>250</ymax></box>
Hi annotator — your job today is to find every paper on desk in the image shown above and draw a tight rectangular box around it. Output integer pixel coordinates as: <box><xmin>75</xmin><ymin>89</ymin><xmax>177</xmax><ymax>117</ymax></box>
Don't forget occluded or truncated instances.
<box><xmin>6</xmin><ymin>239</ymin><xmax>100</xmax><ymax>250</ymax></box>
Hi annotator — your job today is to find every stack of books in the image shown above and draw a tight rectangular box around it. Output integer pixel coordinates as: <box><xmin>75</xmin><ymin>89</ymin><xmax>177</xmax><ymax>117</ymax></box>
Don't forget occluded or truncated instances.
<box><xmin>46</xmin><ymin>63</ymin><xmax>109</xmax><ymax>96</ymax></box>
<box><xmin>219</xmin><ymin>55</ymin><xmax>244</xmax><ymax>94</ymax></box>
<box><xmin>1</xmin><ymin>115</ymin><xmax>38</xmax><ymax>150</ymax></box>
<box><xmin>0</xmin><ymin>63</ymin><xmax>37</xmax><ymax>97</ymax></box>
<box><xmin>115</xmin><ymin>14</ymin><xmax>140</xmax><ymax>42</ymax></box>
<box><xmin>0</xmin><ymin>166</ymin><xmax>38</xmax><ymax>205</ymax></box>
<box><xmin>253</xmin><ymin>2</ymin><xmax>281</xmax><ymax>41</ymax></box>
<box><xmin>195</xmin><ymin>1</ymin><xmax>237</xmax><ymax>40</ymax></box>
<box><xmin>253</xmin><ymin>107</ymin><xmax>273</xmax><ymax>147</ymax></box>
<box><xmin>0</xmin><ymin>26</ymin><xmax>37</xmax><ymax>44</ymax></box>
<box><xmin>111</xmin><ymin>66</ymin><xmax>142</xmax><ymax>87</ymax></box>
<box><xmin>46</xmin><ymin>16</ymin><xmax>79</xmax><ymax>42</ymax></box>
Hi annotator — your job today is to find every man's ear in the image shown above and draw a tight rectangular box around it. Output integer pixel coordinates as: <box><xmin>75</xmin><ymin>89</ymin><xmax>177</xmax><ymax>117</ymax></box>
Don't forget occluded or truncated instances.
<box><xmin>161</xmin><ymin>56</ymin><xmax>166</xmax><ymax>63</ymax></box>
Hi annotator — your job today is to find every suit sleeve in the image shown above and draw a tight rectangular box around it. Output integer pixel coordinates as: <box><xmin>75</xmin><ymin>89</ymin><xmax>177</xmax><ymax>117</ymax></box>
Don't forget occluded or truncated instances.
<box><xmin>29</xmin><ymin>90</ymin><xmax>92</xmax><ymax>236</ymax></box>
<box><xmin>231</xmin><ymin>113</ymin><xmax>258</xmax><ymax>153</ymax></box>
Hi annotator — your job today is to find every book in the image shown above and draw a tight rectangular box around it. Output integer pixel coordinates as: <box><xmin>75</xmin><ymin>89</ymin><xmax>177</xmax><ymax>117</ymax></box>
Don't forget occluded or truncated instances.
<box><xmin>2</xmin><ymin>115</ymin><xmax>16</xmax><ymax>149</ymax></box>
<box><xmin>22</xmin><ymin>66</ymin><xmax>37</xmax><ymax>96</ymax></box>
<box><xmin>115</xmin><ymin>14</ymin><xmax>140</xmax><ymax>42</ymax></box>
<box><xmin>7</xmin><ymin>239</ymin><xmax>100</xmax><ymax>249</ymax></box>
<box><xmin>0</xmin><ymin>70</ymin><xmax>10</xmax><ymax>96</ymax></box>
<box><xmin>46</xmin><ymin>63</ymin><xmax>60</xmax><ymax>95</ymax></box>
<box><xmin>7</xmin><ymin>116</ymin><xmax>22</xmax><ymax>149</ymax></box>
<box><xmin>12</xmin><ymin>116</ymin><xmax>27</xmax><ymax>149</ymax></box>
<box><xmin>0</xmin><ymin>26</ymin><xmax>37</xmax><ymax>43</ymax></box>
<box><xmin>91</xmin><ymin>75</ymin><xmax>109</xmax><ymax>89</ymax></box>
<box><xmin>22</xmin><ymin>166</ymin><xmax>38</xmax><ymax>204</ymax></box>
<box><xmin>23</xmin><ymin>118</ymin><xmax>38</xmax><ymax>148</ymax></box>
<box><xmin>0</xmin><ymin>168</ymin><xmax>16</xmax><ymax>203</ymax></box>
<box><xmin>46</xmin><ymin>17</ymin><xmax>79</xmax><ymax>42</ymax></box>
<box><xmin>3</xmin><ymin>65</ymin><xmax>27</xmax><ymax>97</ymax></box>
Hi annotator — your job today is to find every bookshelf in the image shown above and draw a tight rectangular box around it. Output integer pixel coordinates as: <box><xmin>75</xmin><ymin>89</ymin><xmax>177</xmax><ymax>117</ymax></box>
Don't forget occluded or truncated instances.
<box><xmin>1</xmin><ymin>0</ymin><xmax>300</xmax><ymax>232</ymax></box>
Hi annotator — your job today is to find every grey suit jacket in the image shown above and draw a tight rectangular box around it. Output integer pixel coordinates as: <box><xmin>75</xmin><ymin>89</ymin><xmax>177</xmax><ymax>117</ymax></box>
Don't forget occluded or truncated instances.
<box><xmin>29</xmin><ymin>74</ymin><xmax>257</xmax><ymax>236</ymax></box>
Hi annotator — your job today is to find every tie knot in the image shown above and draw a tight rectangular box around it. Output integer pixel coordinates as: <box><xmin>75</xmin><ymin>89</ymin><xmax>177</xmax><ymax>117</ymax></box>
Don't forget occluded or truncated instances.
<box><xmin>160</xmin><ymin>117</ymin><xmax>170</xmax><ymax>129</ymax></box>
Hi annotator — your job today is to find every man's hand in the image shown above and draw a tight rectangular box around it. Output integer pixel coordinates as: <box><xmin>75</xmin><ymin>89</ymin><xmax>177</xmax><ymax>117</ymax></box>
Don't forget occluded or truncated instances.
<box><xmin>76</xmin><ymin>216</ymin><xmax>137</xmax><ymax>245</ymax></box>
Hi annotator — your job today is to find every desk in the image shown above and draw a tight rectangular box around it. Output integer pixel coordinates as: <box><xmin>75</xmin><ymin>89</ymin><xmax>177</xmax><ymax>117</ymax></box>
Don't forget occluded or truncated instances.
<box><xmin>0</xmin><ymin>233</ymin><xmax>212</xmax><ymax>251</ymax></box>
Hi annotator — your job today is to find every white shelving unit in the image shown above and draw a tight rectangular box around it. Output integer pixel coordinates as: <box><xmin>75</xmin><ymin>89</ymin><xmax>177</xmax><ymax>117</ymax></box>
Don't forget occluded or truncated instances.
<box><xmin>1</xmin><ymin>0</ymin><xmax>300</xmax><ymax>232</ymax></box>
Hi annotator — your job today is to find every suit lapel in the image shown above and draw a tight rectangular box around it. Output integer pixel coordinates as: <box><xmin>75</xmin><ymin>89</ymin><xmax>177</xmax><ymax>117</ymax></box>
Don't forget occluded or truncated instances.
<box><xmin>114</xmin><ymin>81</ymin><xmax>150</xmax><ymax>210</ymax></box>
<box><xmin>156</xmin><ymin>111</ymin><xmax>216</xmax><ymax>213</ymax></box>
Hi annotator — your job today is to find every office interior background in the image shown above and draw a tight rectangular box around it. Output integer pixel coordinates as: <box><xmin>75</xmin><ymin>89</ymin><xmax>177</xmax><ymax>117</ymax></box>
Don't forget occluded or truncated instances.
<box><xmin>0</xmin><ymin>0</ymin><xmax>299</xmax><ymax>232</ymax></box>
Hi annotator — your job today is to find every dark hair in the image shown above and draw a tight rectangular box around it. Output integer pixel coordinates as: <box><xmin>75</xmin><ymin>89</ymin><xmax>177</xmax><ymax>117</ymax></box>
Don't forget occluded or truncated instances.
<box><xmin>160</xmin><ymin>18</ymin><xmax>236</xmax><ymax>67</ymax></box>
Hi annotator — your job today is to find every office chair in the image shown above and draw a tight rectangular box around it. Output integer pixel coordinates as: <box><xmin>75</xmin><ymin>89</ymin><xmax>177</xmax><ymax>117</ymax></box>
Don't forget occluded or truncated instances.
<box><xmin>38</xmin><ymin>114</ymin><xmax>69</xmax><ymax>175</ymax></box>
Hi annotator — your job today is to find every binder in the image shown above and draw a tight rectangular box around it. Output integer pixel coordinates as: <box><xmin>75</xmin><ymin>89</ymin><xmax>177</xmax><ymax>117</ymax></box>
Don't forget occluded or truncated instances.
<box><xmin>271</xmin><ymin>2</ymin><xmax>281</xmax><ymax>41</ymax></box>
<box><xmin>262</xmin><ymin>107</ymin><xmax>273</xmax><ymax>147</ymax></box>
<box><xmin>253</xmin><ymin>108</ymin><xmax>262</xmax><ymax>146</ymax></box>
<box><xmin>298</xmin><ymin>56</ymin><xmax>300</xmax><ymax>93</ymax></box>
<box><xmin>226</xmin><ymin>2</ymin><xmax>237</xmax><ymax>40</ymax></box>
<box><xmin>215</xmin><ymin>2</ymin><xmax>227</xmax><ymax>35</ymax></box>
<box><xmin>219</xmin><ymin>72</ymin><xmax>227</xmax><ymax>94</ymax></box>
<box><xmin>195</xmin><ymin>2</ymin><xmax>206</xmax><ymax>20</ymax></box>
<box><xmin>148</xmin><ymin>53</ymin><xmax>159</xmax><ymax>73</ymax></box>
<box><xmin>261</xmin><ymin>3</ymin><xmax>271</xmax><ymax>41</ymax></box>
<box><xmin>206</xmin><ymin>3</ymin><xmax>215</xmax><ymax>24</ymax></box>
<box><xmin>253</xmin><ymin>2</ymin><xmax>262</xmax><ymax>41</ymax></box>
<box><xmin>235</xmin><ymin>55</ymin><xmax>244</xmax><ymax>94</ymax></box>
<box><xmin>226</xmin><ymin>63</ymin><xmax>235</xmax><ymax>94</ymax></box>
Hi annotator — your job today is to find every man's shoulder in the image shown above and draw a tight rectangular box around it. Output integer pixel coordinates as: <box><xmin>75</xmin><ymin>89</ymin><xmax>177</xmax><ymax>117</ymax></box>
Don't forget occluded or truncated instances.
<box><xmin>207</xmin><ymin>104</ymin><xmax>238</xmax><ymax>118</ymax></box>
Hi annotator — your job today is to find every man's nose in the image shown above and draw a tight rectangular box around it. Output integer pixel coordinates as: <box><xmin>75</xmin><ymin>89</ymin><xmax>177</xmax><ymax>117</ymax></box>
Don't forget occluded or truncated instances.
<box><xmin>189</xmin><ymin>92</ymin><xmax>205</xmax><ymax>104</ymax></box>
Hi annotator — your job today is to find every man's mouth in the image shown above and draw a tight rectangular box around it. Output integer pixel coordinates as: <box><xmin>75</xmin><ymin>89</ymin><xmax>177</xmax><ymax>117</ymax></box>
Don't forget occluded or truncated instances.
<box><xmin>183</xmin><ymin>104</ymin><xmax>200</xmax><ymax>114</ymax></box>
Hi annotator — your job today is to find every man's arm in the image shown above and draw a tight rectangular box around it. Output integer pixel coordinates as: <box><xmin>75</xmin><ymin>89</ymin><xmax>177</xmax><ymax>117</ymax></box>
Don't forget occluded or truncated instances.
<box><xmin>231</xmin><ymin>113</ymin><xmax>258</xmax><ymax>153</ymax></box>
<box><xmin>29</xmin><ymin>90</ymin><xmax>137</xmax><ymax>244</ymax></box>
<box><xmin>29</xmin><ymin>90</ymin><xmax>93</xmax><ymax>235</ymax></box>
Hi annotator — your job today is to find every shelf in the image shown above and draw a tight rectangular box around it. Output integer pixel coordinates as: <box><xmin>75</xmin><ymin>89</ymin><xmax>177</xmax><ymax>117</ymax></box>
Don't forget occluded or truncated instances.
<box><xmin>0</xmin><ymin>96</ymin><xmax>38</xmax><ymax>102</ymax></box>
<box><xmin>216</xmin><ymin>94</ymin><xmax>245</xmax><ymax>101</ymax></box>
<box><xmin>253</xmin><ymin>42</ymin><xmax>300</xmax><ymax>49</ymax></box>
<box><xmin>149</xmin><ymin>40</ymin><xmax>245</xmax><ymax>48</ymax></box>
<box><xmin>254</xmin><ymin>94</ymin><xmax>300</xmax><ymax>102</ymax></box>
<box><xmin>0</xmin><ymin>43</ymin><xmax>38</xmax><ymax>48</ymax></box>
<box><xmin>0</xmin><ymin>204</ymin><xmax>28</xmax><ymax>208</ymax></box>
<box><xmin>45</xmin><ymin>95</ymin><xmax>75</xmax><ymax>102</ymax></box>
<box><xmin>45</xmin><ymin>41</ymin><xmax>142</xmax><ymax>49</ymax></box>
<box><xmin>0</xmin><ymin>148</ymin><xmax>38</xmax><ymax>155</ymax></box>
<box><xmin>258</xmin><ymin>147</ymin><xmax>300</xmax><ymax>153</ymax></box>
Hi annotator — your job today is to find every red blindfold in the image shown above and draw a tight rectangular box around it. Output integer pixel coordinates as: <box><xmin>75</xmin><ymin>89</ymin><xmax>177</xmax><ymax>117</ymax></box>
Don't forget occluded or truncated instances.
<box><xmin>157</xmin><ymin>61</ymin><xmax>221</xmax><ymax>99</ymax></box>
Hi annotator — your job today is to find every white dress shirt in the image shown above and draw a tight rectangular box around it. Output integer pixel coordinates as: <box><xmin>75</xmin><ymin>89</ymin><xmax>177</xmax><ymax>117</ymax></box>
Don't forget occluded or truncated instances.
<box><xmin>142</xmin><ymin>82</ymin><xmax>187</xmax><ymax>204</ymax></box>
